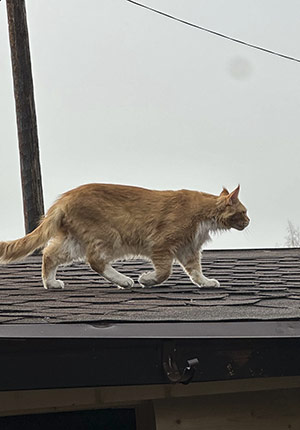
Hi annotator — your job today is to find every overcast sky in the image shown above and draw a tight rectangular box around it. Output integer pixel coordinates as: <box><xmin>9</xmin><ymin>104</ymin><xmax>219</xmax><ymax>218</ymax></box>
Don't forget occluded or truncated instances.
<box><xmin>0</xmin><ymin>0</ymin><xmax>300</xmax><ymax>249</ymax></box>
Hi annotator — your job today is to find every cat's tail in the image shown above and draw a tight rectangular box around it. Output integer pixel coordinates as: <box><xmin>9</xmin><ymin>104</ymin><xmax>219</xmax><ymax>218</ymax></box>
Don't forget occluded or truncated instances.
<box><xmin>0</xmin><ymin>206</ymin><xmax>64</xmax><ymax>263</ymax></box>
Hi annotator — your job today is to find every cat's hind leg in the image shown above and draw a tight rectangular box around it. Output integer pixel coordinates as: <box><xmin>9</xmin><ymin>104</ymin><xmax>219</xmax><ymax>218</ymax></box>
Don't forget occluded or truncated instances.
<box><xmin>139</xmin><ymin>251</ymin><xmax>173</xmax><ymax>287</ymax></box>
<box><xmin>88</xmin><ymin>254</ymin><xmax>134</xmax><ymax>289</ymax></box>
<box><xmin>42</xmin><ymin>237</ymin><xmax>73</xmax><ymax>289</ymax></box>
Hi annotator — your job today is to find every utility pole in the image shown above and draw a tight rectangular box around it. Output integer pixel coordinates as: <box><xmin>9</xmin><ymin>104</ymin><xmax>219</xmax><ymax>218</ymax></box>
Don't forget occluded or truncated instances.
<box><xmin>6</xmin><ymin>0</ymin><xmax>44</xmax><ymax>234</ymax></box>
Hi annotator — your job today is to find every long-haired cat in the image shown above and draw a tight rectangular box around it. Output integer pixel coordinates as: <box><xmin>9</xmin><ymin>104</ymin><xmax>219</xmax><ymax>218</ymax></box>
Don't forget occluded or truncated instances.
<box><xmin>0</xmin><ymin>183</ymin><xmax>249</xmax><ymax>289</ymax></box>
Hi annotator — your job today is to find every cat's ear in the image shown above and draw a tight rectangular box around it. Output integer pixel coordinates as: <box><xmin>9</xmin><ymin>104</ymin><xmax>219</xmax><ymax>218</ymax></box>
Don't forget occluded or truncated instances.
<box><xmin>220</xmin><ymin>187</ymin><xmax>229</xmax><ymax>197</ymax></box>
<box><xmin>227</xmin><ymin>185</ymin><xmax>240</xmax><ymax>205</ymax></box>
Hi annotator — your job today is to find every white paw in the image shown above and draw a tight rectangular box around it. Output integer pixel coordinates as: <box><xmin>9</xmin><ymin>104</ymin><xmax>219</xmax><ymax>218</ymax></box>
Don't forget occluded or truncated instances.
<box><xmin>138</xmin><ymin>272</ymin><xmax>157</xmax><ymax>287</ymax></box>
<box><xmin>116</xmin><ymin>277</ymin><xmax>134</xmax><ymax>289</ymax></box>
<box><xmin>193</xmin><ymin>277</ymin><xmax>220</xmax><ymax>288</ymax></box>
<box><xmin>44</xmin><ymin>279</ymin><xmax>65</xmax><ymax>290</ymax></box>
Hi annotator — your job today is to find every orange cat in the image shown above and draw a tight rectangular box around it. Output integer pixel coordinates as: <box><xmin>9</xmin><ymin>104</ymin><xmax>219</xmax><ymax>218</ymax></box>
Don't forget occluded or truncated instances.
<box><xmin>0</xmin><ymin>184</ymin><xmax>249</xmax><ymax>289</ymax></box>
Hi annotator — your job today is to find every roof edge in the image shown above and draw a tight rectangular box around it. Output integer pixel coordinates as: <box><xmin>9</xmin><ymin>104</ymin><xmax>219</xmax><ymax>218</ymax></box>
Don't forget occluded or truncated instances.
<box><xmin>1</xmin><ymin>321</ymin><xmax>300</xmax><ymax>339</ymax></box>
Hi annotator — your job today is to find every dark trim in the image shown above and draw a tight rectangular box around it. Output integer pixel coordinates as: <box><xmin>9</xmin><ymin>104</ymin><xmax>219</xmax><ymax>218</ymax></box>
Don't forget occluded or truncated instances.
<box><xmin>1</xmin><ymin>324</ymin><xmax>300</xmax><ymax>391</ymax></box>
<box><xmin>1</xmin><ymin>321</ymin><xmax>300</xmax><ymax>339</ymax></box>
<box><xmin>0</xmin><ymin>336</ymin><xmax>300</xmax><ymax>391</ymax></box>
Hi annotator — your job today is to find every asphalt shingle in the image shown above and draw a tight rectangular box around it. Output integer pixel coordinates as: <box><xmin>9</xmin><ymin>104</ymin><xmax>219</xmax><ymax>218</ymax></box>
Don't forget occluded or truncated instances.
<box><xmin>0</xmin><ymin>248</ymin><xmax>300</xmax><ymax>323</ymax></box>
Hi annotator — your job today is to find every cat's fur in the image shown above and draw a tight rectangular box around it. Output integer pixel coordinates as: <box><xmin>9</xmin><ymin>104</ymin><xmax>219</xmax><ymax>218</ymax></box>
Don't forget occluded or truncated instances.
<box><xmin>0</xmin><ymin>183</ymin><xmax>249</xmax><ymax>289</ymax></box>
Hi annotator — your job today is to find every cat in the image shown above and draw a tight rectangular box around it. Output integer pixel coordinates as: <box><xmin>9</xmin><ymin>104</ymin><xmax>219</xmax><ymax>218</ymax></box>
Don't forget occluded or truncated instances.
<box><xmin>0</xmin><ymin>183</ymin><xmax>249</xmax><ymax>290</ymax></box>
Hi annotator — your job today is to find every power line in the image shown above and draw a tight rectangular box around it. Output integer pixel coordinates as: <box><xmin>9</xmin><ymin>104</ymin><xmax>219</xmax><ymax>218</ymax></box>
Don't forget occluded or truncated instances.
<box><xmin>125</xmin><ymin>0</ymin><xmax>300</xmax><ymax>64</ymax></box>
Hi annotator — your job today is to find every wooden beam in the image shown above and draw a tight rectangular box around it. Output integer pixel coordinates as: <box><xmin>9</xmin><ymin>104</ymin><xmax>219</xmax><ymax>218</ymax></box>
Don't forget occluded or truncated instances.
<box><xmin>6</xmin><ymin>0</ymin><xmax>44</xmax><ymax>234</ymax></box>
<box><xmin>1</xmin><ymin>377</ymin><xmax>300</xmax><ymax>417</ymax></box>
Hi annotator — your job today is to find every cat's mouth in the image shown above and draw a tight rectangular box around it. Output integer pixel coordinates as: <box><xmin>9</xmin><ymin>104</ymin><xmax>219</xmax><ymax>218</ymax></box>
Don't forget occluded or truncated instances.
<box><xmin>234</xmin><ymin>224</ymin><xmax>247</xmax><ymax>231</ymax></box>
<box><xmin>233</xmin><ymin>219</ymin><xmax>250</xmax><ymax>231</ymax></box>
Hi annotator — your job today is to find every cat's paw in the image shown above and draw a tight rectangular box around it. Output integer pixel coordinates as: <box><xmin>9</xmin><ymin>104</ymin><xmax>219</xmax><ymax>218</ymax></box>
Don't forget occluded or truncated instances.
<box><xmin>203</xmin><ymin>278</ymin><xmax>220</xmax><ymax>288</ymax></box>
<box><xmin>193</xmin><ymin>277</ymin><xmax>220</xmax><ymax>288</ymax></box>
<box><xmin>44</xmin><ymin>279</ymin><xmax>65</xmax><ymax>290</ymax></box>
<box><xmin>138</xmin><ymin>272</ymin><xmax>158</xmax><ymax>287</ymax></box>
<box><xmin>116</xmin><ymin>277</ymin><xmax>134</xmax><ymax>289</ymax></box>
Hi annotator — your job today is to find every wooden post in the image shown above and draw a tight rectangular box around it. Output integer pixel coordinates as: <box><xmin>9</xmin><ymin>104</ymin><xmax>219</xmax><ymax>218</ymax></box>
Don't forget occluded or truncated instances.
<box><xmin>6</xmin><ymin>0</ymin><xmax>44</xmax><ymax>234</ymax></box>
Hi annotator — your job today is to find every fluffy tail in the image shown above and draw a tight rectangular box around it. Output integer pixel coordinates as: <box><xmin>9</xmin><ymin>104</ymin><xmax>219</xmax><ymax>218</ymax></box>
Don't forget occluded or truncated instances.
<box><xmin>0</xmin><ymin>206</ymin><xmax>64</xmax><ymax>263</ymax></box>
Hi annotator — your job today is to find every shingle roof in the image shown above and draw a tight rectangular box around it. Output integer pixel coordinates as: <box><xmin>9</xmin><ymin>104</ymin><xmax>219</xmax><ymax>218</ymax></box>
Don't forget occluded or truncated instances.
<box><xmin>0</xmin><ymin>248</ymin><xmax>300</xmax><ymax>324</ymax></box>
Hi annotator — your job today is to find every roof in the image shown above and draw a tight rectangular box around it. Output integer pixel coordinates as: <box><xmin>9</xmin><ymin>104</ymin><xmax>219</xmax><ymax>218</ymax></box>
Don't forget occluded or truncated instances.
<box><xmin>1</xmin><ymin>248</ymin><xmax>300</xmax><ymax>325</ymax></box>
<box><xmin>2</xmin><ymin>248</ymin><xmax>300</xmax><ymax>391</ymax></box>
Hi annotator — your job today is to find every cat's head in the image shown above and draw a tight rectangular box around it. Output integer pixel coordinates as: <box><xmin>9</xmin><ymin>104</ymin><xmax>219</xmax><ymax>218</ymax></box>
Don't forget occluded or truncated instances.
<box><xmin>218</xmin><ymin>185</ymin><xmax>250</xmax><ymax>231</ymax></box>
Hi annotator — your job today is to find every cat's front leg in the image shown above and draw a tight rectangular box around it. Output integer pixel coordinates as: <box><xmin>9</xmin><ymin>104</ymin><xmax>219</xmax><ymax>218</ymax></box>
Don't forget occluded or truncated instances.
<box><xmin>189</xmin><ymin>270</ymin><xmax>220</xmax><ymax>288</ymax></box>
<box><xmin>177</xmin><ymin>250</ymin><xmax>220</xmax><ymax>288</ymax></box>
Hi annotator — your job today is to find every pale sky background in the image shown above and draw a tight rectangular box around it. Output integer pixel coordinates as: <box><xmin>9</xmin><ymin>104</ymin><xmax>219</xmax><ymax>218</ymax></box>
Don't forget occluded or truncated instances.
<box><xmin>0</xmin><ymin>0</ymin><xmax>300</xmax><ymax>249</ymax></box>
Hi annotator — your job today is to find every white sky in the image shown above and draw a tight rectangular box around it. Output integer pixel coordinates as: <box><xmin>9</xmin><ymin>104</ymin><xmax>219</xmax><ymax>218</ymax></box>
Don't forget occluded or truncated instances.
<box><xmin>0</xmin><ymin>0</ymin><xmax>300</xmax><ymax>249</ymax></box>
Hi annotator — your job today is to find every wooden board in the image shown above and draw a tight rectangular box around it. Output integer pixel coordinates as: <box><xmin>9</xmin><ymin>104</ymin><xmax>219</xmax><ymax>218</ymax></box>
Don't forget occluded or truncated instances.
<box><xmin>154</xmin><ymin>388</ymin><xmax>300</xmax><ymax>430</ymax></box>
